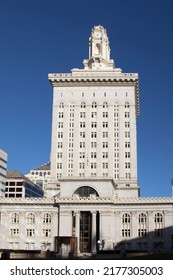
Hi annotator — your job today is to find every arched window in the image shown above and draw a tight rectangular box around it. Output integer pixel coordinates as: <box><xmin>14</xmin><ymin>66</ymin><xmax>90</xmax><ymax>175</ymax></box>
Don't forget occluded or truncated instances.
<box><xmin>138</xmin><ymin>213</ymin><xmax>147</xmax><ymax>224</ymax></box>
<box><xmin>43</xmin><ymin>213</ymin><xmax>52</xmax><ymax>224</ymax></box>
<box><xmin>59</xmin><ymin>102</ymin><xmax>64</xmax><ymax>109</ymax></box>
<box><xmin>122</xmin><ymin>213</ymin><xmax>131</xmax><ymax>224</ymax></box>
<box><xmin>73</xmin><ymin>186</ymin><xmax>99</xmax><ymax>198</ymax></box>
<box><xmin>92</xmin><ymin>101</ymin><xmax>97</xmax><ymax>108</ymax></box>
<box><xmin>154</xmin><ymin>213</ymin><xmax>163</xmax><ymax>223</ymax></box>
<box><xmin>81</xmin><ymin>102</ymin><xmax>86</xmax><ymax>108</ymax></box>
<box><xmin>11</xmin><ymin>213</ymin><xmax>19</xmax><ymax>224</ymax></box>
<box><xmin>27</xmin><ymin>213</ymin><xmax>36</xmax><ymax>224</ymax></box>
<box><xmin>103</xmin><ymin>102</ymin><xmax>108</xmax><ymax>108</ymax></box>
<box><xmin>124</xmin><ymin>102</ymin><xmax>130</xmax><ymax>108</ymax></box>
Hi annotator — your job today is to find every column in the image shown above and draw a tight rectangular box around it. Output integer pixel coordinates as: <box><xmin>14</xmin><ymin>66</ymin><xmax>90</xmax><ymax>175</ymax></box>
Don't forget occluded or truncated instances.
<box><xmin>75</xmin><ymin>211</ymin><xmax>80</xmax><ymax>255</ymax></box>
<box><xmin>147</xmin><ymin>211</ymin><xmax>154</xmax><ymax>251</ymax></box>
<box><xmin>91</xmin><ymin>211</ymin><xmax>97</xmax><ymax>253</ymax></box>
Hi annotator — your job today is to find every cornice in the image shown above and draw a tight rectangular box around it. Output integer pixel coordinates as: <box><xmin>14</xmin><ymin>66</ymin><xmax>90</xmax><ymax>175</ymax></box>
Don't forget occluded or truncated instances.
<box><xmin>0</xmin><ymin>196</ymin><xmax>173</xmax><ymax>206</ymax></box>
<box><xmin>48</xmin><ymin>73</ymin><xmax>139</xmax><ymax>116</ymax></box>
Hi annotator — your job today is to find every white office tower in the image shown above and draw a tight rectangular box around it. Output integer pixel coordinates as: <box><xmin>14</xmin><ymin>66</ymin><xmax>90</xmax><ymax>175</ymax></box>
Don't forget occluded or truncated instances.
<box><xmin>47</xmin><ymin>25</ymin><xmax>139</xmax><ymax>199</ymax></box>
<box><xmin>0</xmin><ymin>148</ymin><xmax>8</xmax><ymax>197</ymax></box>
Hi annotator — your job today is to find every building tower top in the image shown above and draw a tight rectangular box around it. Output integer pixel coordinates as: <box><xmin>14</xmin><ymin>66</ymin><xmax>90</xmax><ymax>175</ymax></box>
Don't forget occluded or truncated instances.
<box><xmin>83</xmin><ymin>25</ymin><xmax>115</xmax><ymax>70</ymax></box>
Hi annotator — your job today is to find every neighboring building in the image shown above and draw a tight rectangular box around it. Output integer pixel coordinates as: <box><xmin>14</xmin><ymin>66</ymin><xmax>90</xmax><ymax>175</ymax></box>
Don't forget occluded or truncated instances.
<box><xmin>5</xmin><ymin>170</ymin><xmax>44</xmax><ymax>198</ymax></box>
<box><xmin>26</xmin><ymin>162</ymin><xmax>50</xmax><ymax>194</ymax></box>
<box><xmin>0</xmin><ymin>26</ymin><xmax>173</xmax><ymax>255</ymax></box>
<box><xmin>0</xmin><ymin>148</ymin><xmax>8</xmax><ymax>197</ymax></box>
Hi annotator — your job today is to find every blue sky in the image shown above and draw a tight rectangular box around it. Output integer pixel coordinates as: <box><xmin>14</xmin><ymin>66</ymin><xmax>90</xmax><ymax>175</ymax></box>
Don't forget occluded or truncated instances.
<box><xmin>0</xmin><ymin>0</ymin><xmax>173</xmax><ymax>197</ymax></box>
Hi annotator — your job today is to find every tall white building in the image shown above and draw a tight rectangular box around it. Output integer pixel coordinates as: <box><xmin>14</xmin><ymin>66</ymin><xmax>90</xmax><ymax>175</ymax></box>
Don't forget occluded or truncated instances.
<box><xmin>47</xmin><ymin>25</ymin><xmax>139</xmax><ymax>199</ymax></box>
<box><xmin>0</xmin><ymin>26</ymin><xmax>173</xmax><ymax>256</ymax></box>
<box><xmin>0</xmin><ymin>148</ymin><xmax>7</xmax><ymax>197</ymax></box>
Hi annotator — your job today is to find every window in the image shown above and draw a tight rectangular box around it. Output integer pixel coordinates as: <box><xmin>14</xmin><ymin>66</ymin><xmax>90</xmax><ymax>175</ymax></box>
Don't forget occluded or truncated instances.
<box><xmin>11</xmin><ymin>228</ymin><xmax>19</xmax><ymax>237</ymax></box>
<box><xmin>27</xmin><ymin>213</ymin><xmax>35</xmax><ymax>224</ymax></box>
<box><xmin>43</xmin><ymin>214</ymin><xmax>52</xmax><ymax>224</ymax></box>
<box><xmin>103</xmin><ymin>142</ymin><xmax>108</xmax><ymax>148</ymax></box>
<box><xmin>80</xmin><ymin>122</ymin><xmax>85</xmax><ymax>128</ymax></box>
<box><xmin>26</xmin><ymin>229</ymin><xmax>35</xmax><ymax>237</ymax></box>
<box><xmin>11</xmin><ymin>213</ymin><xmax>19</xmax><ymax>224</ymax></box>
<box><xmin>59</xmin><ymin>102</ymin><xmax>64</xmax><ymax>108</ymax></box>
<box><xmin>57</xmin><ymin>163</ymin><xmax>62</xmax><ymax>169</ymax></box>
<box><xmin>80</xmin><ymin>132</ymin><xmax>85</xmax><ymax>138</ymax></box>
<box><xmin>79</xmin><ymin>163</ymin><xmax>85</xmax><ymax>169</ymax></box>
<box><xmin>125</xmin><ymin>122</ymin><xmax>130</xmax><ymax>128</ymax></box>
<box><xmin>125</xmin><ymin>162</ymin><xmax>130</xmax><ymax>168</ymax></box>
<box><xmin>91</xmin><ymin>162</ymin><xmax>97</xmax><ymax>169</ymax></box>
<box><xmin>91</xmin><ymin>112</ymin><xmax>97</xmax><ymax>118</ymax></box>
<box><xmin>58</xmin><ymin>122</ymin><xmax>63</xmax><ymax>128</ymax></box>
<box><xmin>122</xmin><ymin>213</ymin><xmax>131</xmax><ymax>224</ymax></box>
<box><xmin>81</xmin><ymin>102</ymin><xmax>86</xmax><ymax>108</ymax></box>
<box><xmin>58</xmin><ymin>132</ymin><xmax>63</xmax><ymax>138</ymax></box>
<box><xmin>138</xmin><ymin>213</ymin><xmax>147</xmax><ymax>237</ymax></box>
<box><xmin>58</xmin><ymin>112</ymin><xmax>64</xmax><ymax>118</ymax></box>
<box><xmin>91</xmin><ymin>132</ymin><xmax>97</xmax><ymax>138</ymax></box>
<box><xmin>91</xmin><ymin>142</ymin><xmax>97</xmax><ymax>148</ymax></box>
<box><xmin>125</xmin><ymin>112</ymin><xmax>130</xmax><ymax>118</ymax></box>
<box><xmin>73</xmin><ymin>186</ymin><xmax>99</xmax><ymax>197</ymax></box>
<box><xmin>57</xmin><ymin>142</ymin><xmax>63</xmax><ymax>148</ymax></box>
<box><xmin>57</xmin><ymin>152</ymin><xmax>62</xmax><ymax>158</ymax></box>
<box><xmin>80</xmin><ymin>112</ymin><xmax>86</xmax><ymax>118</ymax></box>
<box><xmin>103</xmin><ymin>112</ymin><xmax>108</xmax><ymax>118</ymax></box>
<box><xmin>79</xmin><ymin>152</ymin><xmax>85</xmax><ymax>158</ymax></box>
<box><xmin>92</xmin><ymin>102</ymin><xmax>97</xmax><ymax>108</ymax></box>
<box><xmin>91</xmin><ymin>122</ymin><xmax>97</xmax><ymax>128</ymax></box>
<box><xmin>103</xmin><ymin>132</ymin><xmax>108</xmax><ymax>138</ymax></box>
<box><xmin>103</xmin><ymin>122</ymin><xmax>108</xmax><ymax>128</ymax></box>
<box><xmin>80</xmin><ymin>142</ymin><xmax>85</xmax><ymax>148</ymax></box>
<box><xmin>125</xmin><ymin>132</ymin><xmax>130</xmax><ymax>138</ymax></box>
<box><xmin>91</xmin><ymin>152</ymin><xmax>97</xmax><ymax>158</ymax></box>
<box><xmin>103</xmin><ymin>102</ymin><xmax>108</xmax><ymax>108</ymax></box>
<box><xmin>125</xmin><ymin>102</ymin><xmax>130</xmax><ymax>108</ymax></box>
<box><xmin>102</xmin><ymin>152</ymin><xmax>108</xmax><ymax>158</ymax></box>
<box><xmin>154</xmin><ymin>213</ymin><xmax>163</xmax><ymax>237</ymax></box>
<box><xmin>43</xmin><ymin>229</ymin><xmax>51</xmax><ymax>237</ymax></box>
<box><xmin>125</xmin><ymin>142</ymin><xmax>130</xmax><ymax>148</ymax></box>
<box><xmin>125</xmin><ymin>152</ymin><xmax>130</xmax><ymax>158</ymax></box>
<box><xmin>102</xmin><ymin>163</ymin><xmax>108</xmax><ymax>169</ymax></box>
<box><xmin>122</xmin><ymin>213</ymin><xmax>131</xmax><ymax>237</ymax></box>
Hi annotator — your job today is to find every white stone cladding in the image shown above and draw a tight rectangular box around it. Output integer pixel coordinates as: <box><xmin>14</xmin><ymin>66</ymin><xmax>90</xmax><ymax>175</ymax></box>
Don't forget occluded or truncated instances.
<box><xmin>48</xmin><ymin>25</ymin><xmax>139</xmax><ymax>198</ymax></box>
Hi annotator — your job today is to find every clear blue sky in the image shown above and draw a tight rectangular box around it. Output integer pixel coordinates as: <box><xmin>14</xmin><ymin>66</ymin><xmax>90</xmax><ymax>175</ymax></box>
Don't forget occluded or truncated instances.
<box><xmin>1</xmin><ymin>0</ymin><xmax>173</xmax><ymax>197</ymax></box>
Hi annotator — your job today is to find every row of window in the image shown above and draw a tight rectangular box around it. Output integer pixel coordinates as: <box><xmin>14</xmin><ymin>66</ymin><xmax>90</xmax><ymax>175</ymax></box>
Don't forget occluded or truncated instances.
<box><xmin>58</xmin><ymin>101</ymin><xmax>130</xmax><ymax>109</ymax></box>
<box><xmin>11</xmin><ymin>213</ymin><xmax>52</xmax><ymax>224</ymax></box>
<box><xmin>10</xmin><ymin>228</ymin><xmax>51</xmax><ymax>238</ymax></box>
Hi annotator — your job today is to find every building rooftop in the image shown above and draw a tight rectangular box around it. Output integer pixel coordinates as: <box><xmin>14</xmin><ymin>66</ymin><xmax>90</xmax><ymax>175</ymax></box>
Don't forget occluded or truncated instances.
<box><xmin>33</xmin><ymin>162</ymin><xmax>50</xmax><ymax>171</ymax></box>
<box><xmin>7</xmin><ymin>170</ymin><xmax>40</xmax><ymax>188</ymax></box>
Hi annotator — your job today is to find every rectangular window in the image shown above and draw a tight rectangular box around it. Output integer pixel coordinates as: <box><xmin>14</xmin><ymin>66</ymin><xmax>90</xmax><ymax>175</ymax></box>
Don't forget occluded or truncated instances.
<box><xmin>91</xmin><ymin>163</ymin><xmax>97</xmax><ymax>169</ymax></box>
<box><xmin>11</xmin><ymin>228</ymin><xmax>19</xmax><ymax>237</ymax></box>
<box><xmin>91</xmin><ymin>142</ymin><xmax>97</xmax><ymax>148</ymax></box>
<box><xmin>91</xmin><ymin>132</ymin><xmax>97</xmax><ymax>138</ymax></box>
<box><xmin>122</xmin><ymin>229</ymin><xmax>130</xmax><ymax>237</ymax></box>
<box><xmin>80</xmin><ymin>142</ymin><xmax>85</xmax><ymax>148</ymax></box>
<box><xmin>103</xmin><ymin>112</ymin><xmax>108</xmax><ymax>118</ymax></box>
<box><xmin>91</xmin><ymin>152</ymin><xmax>97</xmax><ymax>158</ymax></box>
<box><xmin>103</xmin><ymin>122</ymin><xmax>108</xmax><ymax>128</ymax></box>
<box><xmin>103</xmin><ymin>142</ymin><xmax>108</xmax><ymax>148</ymax></box>
<box><xmin>26</xmin><ymin>229</ymin><xmax>35</xmax><ymax>237</ymax></box>
<box><xmin>91</xmin><ymin>122</ymin><xmax>97</xmax><ymax>128</ymax></box>
<box><xmin>43</xmin><ymin>229</ymin><xmax>51</xmax><ymax>237</ymax></box>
